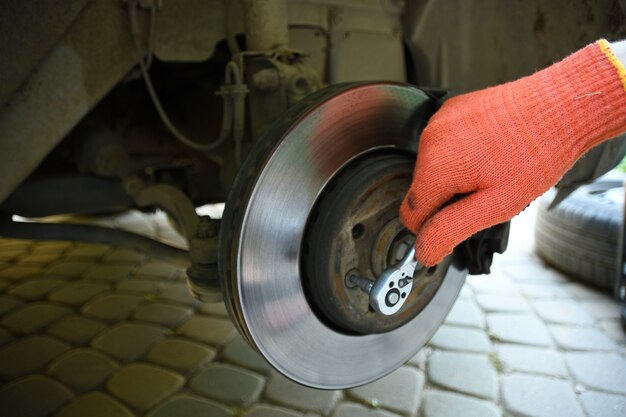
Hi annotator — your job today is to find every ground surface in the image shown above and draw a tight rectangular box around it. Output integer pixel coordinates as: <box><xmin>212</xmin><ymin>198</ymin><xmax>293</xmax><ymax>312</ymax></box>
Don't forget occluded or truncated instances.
<box><xmin>0</xmin><ymin>204</ymin><xmax>624</xmax><ymax>417</ymax></box>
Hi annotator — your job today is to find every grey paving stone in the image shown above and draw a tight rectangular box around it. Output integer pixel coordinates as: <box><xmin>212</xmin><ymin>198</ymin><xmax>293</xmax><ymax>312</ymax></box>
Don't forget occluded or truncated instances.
<box><xmin>116</xmin><ymin>279</ymin><xmax>164</xmax><ymax>295</ymax></box>
<box><xmin>0</xmin><ymin>335</ymin><xmax>70</xmax><ymax>379</ymax></box>
<box><xmin>444</xmin><ymin>299</ymin><xmax>485</xmax><ymax>328</ymax></box>
<box><xmin>134</xmin><ymin>302</ymin><xmax>193</xmax><ymax>327</ymax></box>
<box><xmin>83</xmin><ymin>265</ymin><xmax>135</xmax><ymax>283</ymax></box>
<box><xmin>565</xmin><ymin>352</ymin><xmax>626</xmax><ymax>395</ymax></box>
<box><xmin>48</xmin><ymin>348</ymin><xmax>118</xmax><ymax>391</ymax></box>
<box><xmin>92</xmin><ymin>322</ymin><xmax>168</xmax><ymax>363</ymax></box>
<box><xmin>45</xmin><ymin>261</ymin><xmax>94</xmax><ymax>278</ymax></box>
<box><xmin>466</xmin><ymin>273</ymin><xmax>519</xmax><ymax>294</ymax></box>
<box><xmin>244</xmin><ymin>404</ymin><xmax>303</xmax><ymax>417</ymax></box>
<box><xmin>190</xmin><ymin>363</ymin><xmax>264</xmax><ymax>407</ymax></box>
<box><xmin>430</xmin><ymin>325</ymin><xmax>491</xmax><ymax>353</ymax></box>
<box><xmin>49</xmin><ymin>282</ymin><xmax>109</xmax><ymax>306</ymax></box>
<box><xmin>495</xmin><ymin>344</ymin><xmax>566</xmax><ymax>377</ymax></box>
<box><xmin>582</xmin><ymin>299</ymin><xmax>621</xmax><ymax>320</ymax></box>
<box><xmin>0</xmin><ymin>295</ymin><xmax>24</xmax><ymax>316</ymax></box>
<box><xmin>222</xmin><ymin>336</ymin><xmax>273</xmax><ymax>374</ymax></box>
<box><xmin>0</xmin><ymin>327</ymin><xmax>14</xmax><ymax>347</ymax></box>
<box><xmin>159</xmin><ymin>282</ymin><xmax>200</xmax><ymax>306</ymax></box>
<box><xmin>428</xmin><ymin>351</ymin><xmax>497</xmax><ymax>400</ymax></box>
<box><xmin>64</xmin><ymin>244</ymin><xmax>111</xmax><ymax>260</ymax></box>
<box><xmin>422</xmin><ymin>390</ymin><xmax>500</xmax><ymax>417</ymax></box>
<box><xmin>47</xmin><ymin>315</ymin><xmax>108</xmax><ymax>345</ymax></box>
<box><xmin>599</xmin><ymin>319</ymin><xmax>626</xmax><ymax>344</ymax></box>
<box><xmin>565</xmin><ymin>282</ymin><xmax>606</xmax><ymax>300</ymax></box>
<box><xmin>135</xmin><ymin>261</ymin><xmax>181</xmax><ymax>280</ymax></box>
<box><xmin>549</xmin><ymin>325</ymin><xmax>617</xmax><ymax>351</ymax></box>
<box><xmin>265</xmin><ymin>373</ymin><xmax>342</xmax><ymax>415</ymax></box>
<box><xmin>0</xmin><ymin>265</ymin><xmax>43</xmax><ymax>281</ymax></box>
<box><xmin>199</xmin><ymin>301</ymin><xmax>230</xmax><ymax>317</ymax></box>
<box><xmin>503</xmin><ymin>264</ymin><xmax>567</xmax><ymax>283</ymax></box>
<box><xmin>332</xmin><ymin>402</ymin><xmax>400</xmax><ymax>417</ymax></box>
<box><xmin>147</xmin><ymin>394</ymin><xmax>233</xmax><ymax>417</ymax></box>
<box><xmin>0</xmin><ymin>375</ymin><xmax>73</xmax><ymax>417</ymax></box>
<box><xmin>56</xmin><ymin>392</ymin><xmax>134</xmax><ymax>417</ymax></box>
<box><xmin>486</xmin><ymin>313</ymin><xmax>552</xmax><ymax>346</ymax></box>
<box><xmin>517</xmin><ymin>282</ymin><xmax>572</xmax><ymax>299</ymax></box>
<box><xmin>501</xmin><ymin>374</ymin><xmax>584</xmax><ymax>417</ymax></box>
<box><xmin>533</xmin><ymin>300</ymin><xmax>595</xmax><ymax>325</ymax></box>
<box><xmin>8</xmin><ymin>278</ymin><xmax>67</xmax><ymax>300</ymax></box>
<box><xmin>107</xmin><ymin>363</ymin><xmax>185</xmax><ymax>412</ymax></box>
<box><xmin>580</xmin><ymin>391</ymin><xmax>626</xmax><ymax>417</ymax></box>
<box><xmin>176</xmin><ymin>316</ymin><xmax>236</xmax><ymax>346</ymax></box>
<box><xmin>2</xmin><ymin>302</ymin><xmax>71</xmax><ymax>334</ymax></box>
<box><xmin>105</xmin><ymin>249</ymin><xmax>146</xmax><ymax>264</ymax></box>
<box><xmin>475</xmin><ymin>294</ymin><xmax>530</xmax><ymax>312</ymax></box>
<box><xmin>82</xmin><ymin>294</ymin><xmax>143</xmax><ymax>322</ymax></box>
<box><xmin>146</xmin><ymin>338</ymin><xmax>215</xmax><ymax>374</ymax></box>
<box><xmin>407</xmin><ymin>348</ymin><xmax>428</xmax><ymax>370</ymax></box>
<box><xmin>349</xmin><ymin>366</ymin><xmax>424</xmax><ymax>415</ymax></box>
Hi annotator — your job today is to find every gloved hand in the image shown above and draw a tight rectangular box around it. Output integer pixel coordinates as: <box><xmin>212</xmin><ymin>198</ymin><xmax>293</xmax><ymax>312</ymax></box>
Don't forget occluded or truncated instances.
<box><xmin>401</xmin><ymin>40</ymin><xmax>626</xmax><ymax>266</ymax></box>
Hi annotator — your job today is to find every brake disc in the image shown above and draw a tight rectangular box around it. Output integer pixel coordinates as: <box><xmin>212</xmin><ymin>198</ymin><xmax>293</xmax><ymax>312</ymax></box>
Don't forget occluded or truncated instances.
<box><xmin>219</xmin><ymin>82</ymin><xmax>467</xmax><ymax>389</ymax></box>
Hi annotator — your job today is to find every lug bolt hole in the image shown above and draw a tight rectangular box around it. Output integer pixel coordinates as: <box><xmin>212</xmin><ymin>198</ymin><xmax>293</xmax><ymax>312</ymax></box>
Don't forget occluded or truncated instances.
<box><xmin>389</xmin><ymin>282</ymin><xmax>394</xmax><ymax>288</ymax></box>
<box><xmin>351</xmin><ymin>223</ymin><xmax>365</xmax><ymax>239</ymax></box>
<box><xmin>401</xmin><ymin>292</ymin><xmax>407</xmax><ymax>299</ymax></box>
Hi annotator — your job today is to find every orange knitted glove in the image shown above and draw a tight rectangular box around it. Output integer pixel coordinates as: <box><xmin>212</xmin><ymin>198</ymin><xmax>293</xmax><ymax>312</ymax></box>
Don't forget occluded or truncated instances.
<box><xmin>401</xmin><ymin>40</ymin><xmax>626</xmax><ymax>266</ymax></box>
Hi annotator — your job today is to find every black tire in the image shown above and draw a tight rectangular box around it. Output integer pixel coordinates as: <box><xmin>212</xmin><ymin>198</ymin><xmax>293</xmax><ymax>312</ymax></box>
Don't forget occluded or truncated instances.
<box><xmin>534</xmin><ymin>175</ymin><xmax>624</xmax><ymax>291</ymax></box>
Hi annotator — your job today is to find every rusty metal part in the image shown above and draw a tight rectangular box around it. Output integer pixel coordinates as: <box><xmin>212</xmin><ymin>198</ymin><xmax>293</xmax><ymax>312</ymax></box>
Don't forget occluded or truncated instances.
<box><xmin>303</xmin><ymin>152</ymin><xmax>448</xmax><ymax>334</ymax></box>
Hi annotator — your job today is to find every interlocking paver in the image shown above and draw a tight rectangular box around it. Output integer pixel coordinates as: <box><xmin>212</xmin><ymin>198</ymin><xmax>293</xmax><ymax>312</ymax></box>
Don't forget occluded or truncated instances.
<box><xmin>348</xmin><ymin>366</ymin><xmax>424</xmax><ymax>415</ymax></box>
<box><xmin>486</xmin><ymin>313</ymin><xmax>552</xmax><ymax>346</ymax></box>
<box><xmin>48</xmin><ymin>348</ymin><xmax>118</xmax><ymax>391</ymax></box>
<box><xmin>176</xmin><ymin>316</ymin><xmax>236</xmax><ymax>346</ymax></box>
<box><xmin>564</xmin><ymin>352</ymin><xmax>626</xmax><ymax>395</ymax></box>
<box><xmin>0</xmin><ymin>375</ymin><xmax>73</xmax><ymax>417</ymax></box>
<box><xmin>146</xmin><ymin>338</ymin><xmax>215</xmax><ymax>374</ymax></box>
<box><xmin>31</xmin><ymin>241</ymin><xmax>72</xmax><ymax>253</ymax></box>
<box><xmin>503</xmin><ymin>264</ymin><xmax>567</xmax><ymax>283</ymax></box>
<box><xmin>475</xmin><ymin>294</ymin><xmax>530</xmax><ymax>312</ymax></box>
<box><xmin>146</xmin><ymin>394</ymin><xmax>233</xmax><ymax>417</ymax></box>
<box><xmin>549</xmin><ymin>325</ymin><xmax>617</xmax><ymax>351</ymax></box>
<box><xmin>116</xmin><ymin>279</ymin><xmax>164</xmax><ymax>295</ymax></box>
<box><xmin>533</xmin><ymin>300</ymin><xmax>595</xmax><ymax>325</ymax></box>
<box><xmin>222</xmin><ymin>336</ymin><xmax>273</xmax><ymax>374</ymax></box>
<box><xmin>407</xmin><ymin>348</ymin><xmax>428</xmax><ymax>370</ymax></box>
<box><xmin>0</xmin><ymin>265</ymin><xmax>42</xmax><ymax>281</ymax></box>
<box><xmin>2</xmin><ymin>302</ymin><xmax>71</xmax><ymax>334</ymax></box>
<box><xmin>64</xmin><ymin>244</ymin><xmax>111</xmax><ymax>260</ymax></box>
<box><xmin>82</xmin><ymin>294</ymin><xmax>143</xmax><ymax>322</ymax></box>
<box><xmin>83</xmin><ymin>265</ymin><xmax>135</xmax><ymax>283</ymax></box>
<box><xmin>134</xmin><ymin>302</ymin><xmax>193</xmax><ymax>327</ymax></box>
<box><xmin>427</xmin><ymin>351</ymin><xmax>497</xmax><ymax>400</ymax></box>
<box><xmin>265</xmin><ymin>373</ymin><xmax>342</xmax><ymax>415</ymax></box>
<box><xmin>466</xmin><ymin>273</ymin><xmax>518</xmax><ymax>294</ymax></box>
<box><xmin>47</xmin><ymin>315</ymin><xmax>108</xmax><ymax>344</ymax></box>
<box><xmin>599</xmin><ymin>319</ymin><xmax>626</xmax><ymax>344</ymax></box>
<box><xmin>56</xmin><ymin>392</ymin><xmax>134</xmax><ymax>417</ymax></box>
<box><xmin>332</xmin><ymin>402</ymin><xmax>400</xmax><ymax>417</ymax></box>
<box><xmin>0</xmin><ymin>295</ymin><xmax>24</xmax><ymax>316</ymax></box>
<box><xmin>430</xmin><ymin>325</ymin><xmax>491</xmax><ymax>353</ymax></box>
<box><xmin>564</xmin><ymin>282</ymin><xmax>606</xmax><ymax>300</ymax></box>
<box><xmin>159</xmin><ymin>282</ymin><xmax>201</xmax><ymax>306</ymax></box>
<box><xmin>190</xmin><ymin>363</ymin><xmax>264</xmax><ymax>407</ymax></box>
<box><xmin>579</xmin><ymin>391</ymin><xmax>626</xmax><ymax>417</ymax></box>
<box><xmin>0</xmin><ymin>335</ymin><xmax>70</xmax><ymax>379</ymax></box>
<box><xmin>501</xmin><ymin>374</ymin><xmax>584</xmax><ymax>417</ymax></box>
<box><xmin>444</xmin><ymin>299</ymin><xmax>485</xmax><ymax>328</ymax></box>
<box><xmin>199</xmin><ymin>301</ymin><xmax>230</xmax><ymax>317</ymax></box>
<box><xmin>92</xmin><ymin>322</ymin><xmax>168</xmax><ymax>363</ymax></box>
<box><xmin>581</xmin><ymin>299</ymin><xmax>621</xmax><ymax>320</ymax></box>
<box><xmin>517</xmin><ymin>282</ymin><xmax>571</xmax><ymax>299</ymax></box>
<box><xmin>422</xmin><ymin>390</ymin><xmax>500</xmax><ymax>417</ymax></box>
<box><xmin>49</xmin><ymin>282</ymin><xmax>109</xmax><ymax>306</ymax></box>
<box><xmin>495</xmin><ymin>344</ymin><xmax>566</xmax><ymax>377</ymax></box>
<box><xmin>135</xmin><ymin>261</ymin><xmax>181</xmax><ymax>280</ymax></box>
<box><xmin>105</xmin><ymin>249</ymin><xmax>146</xmax><ymax>264</ymax></box>
<box><xmin>45</xmin><ymin>261</ymin><xmax>93</xmax><ymax>278</ymax></box>
<box><xmin>17</xmin><ymin>253</ymin><xmax>62</xmax><ymax>266</ymax></box>
<box><xmin>8</xmin><ymin>278</ymin><xmax>67</xmax><ymax>300</ymax></box>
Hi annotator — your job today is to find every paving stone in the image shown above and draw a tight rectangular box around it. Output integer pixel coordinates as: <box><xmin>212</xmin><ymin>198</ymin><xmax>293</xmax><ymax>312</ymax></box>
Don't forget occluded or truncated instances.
<box><xmin>549</xmin><ymin>325</ymin><xmax>617</xmax><ymax>351</ymax></box>
<box><xmin>159</xmin><ymin>282</ymin><xmax>200</xmax><ymax>306</ymax></box>
<box><xmin>134</xmin><ymin>302</ymin><xmax>193</xmax><ymax>327</ymax></box>
<box><xmin>146</xmin><ymin>338</ymin><xmax>215</xmax><ymax>374</ymax></box>
<box><xmin>0</xmin><ymin>265</ymin><xmax>43</xmax><ymax>281</ymax></box>
<box><xmin>430</xmin><ymin>325</ymin><xmax>491</xmax><ymax>353</ymax></box>
<box><xmin>0</xmin><ymin>295</ymin><xmax>24</xmax><ymax>316</ymax></box>
<box><xmin>466</xmin><ymin>273</ymin><xmax>519</xmax><ymax>294</ymax></box>
<box><xmin>45</xmin><ymin>261</ymin><xmax>94</xmax><ymax>278</ymax></box>
<box><xmin>83</xmin><ymin>265</ymin><xmax>135</xmax><ymax>283</ymax></box>
<box><xmin>2</xmin><ymin>302</ymin><xmax>71</xmax><ymax>334</ymax></box>
<box><xmin>475</xmin><ymin>294</ymin><xmax>530</xmax><ymax>312</ymax></box>
<box><xmin>56</xmin><ymin>392</ymin><xmax>134</xmax><ymax>417</ymax></box>
<box><xmin>82</xmin><ymin>294</ymin><xmax>143</xmax><ymax>322</ymax></box>
<box><xmin>580</xmin><ymin>391</ymin><xmax>626</xmax><ymax>417</ymax></box>
<box><xmin>107</xmin><ymin>363</ymin><xmax>185</xmax><ymax>411</ymax></box>
<box><xmin>517</xmin><ymin>283</ymin><xmax>572</xmax><ymax>299</ymax></box>
<box><xmin>8</xmin><ymin>278</ymin><xmax>67</xmax><ymax>300</ymax></box>
<box><xmin>444</xmin><ymin>299</ymin><xmax>485</xmax><ymax>328</ymax></box>
<box><xmin>349</xmin><ymin>366</ymin><xmax>424</xmax><ymax>415</ymax></box>
<box><xmin>565</xmin><ymin>352</ymin><xmax>626</xmax><ymax>395</ymax></box>
<box><xmin>495</xmin><ymin>344</ymin><xmax>566</xmax><ymax>377</ymax></box>
<box><xmin>582</xmin><ymin>299</ymin><xmax>621</xmax><ymax>320</ymax></box>
<box><xmin>0</xmin><ymin>239</ymin><xmax>33</xmax><ymax>251</ymax></box>
<box><xmin>92</xmin><ymin>322</ymin><xmax>168</xmax><ymax>363</ymax></box>
<box><xmin>48</xmin><ymin>348</ymin><xmax>118</xmax><ymax>391</ymax></box>
<box><xmin>332</xmin><ymin>402</ymin><xmax>400</xmax><ymax>417</ymax></box>
<box><xmin>422</xmin><ymin>390</ymin><xmax>500</xmax><ymax>417</ymax></box>
<box><xmin>501</xmin><ymin>374</ymin><xmax>584</xmax><ymax>417</ymax></box>
<box><xmin>504</xmin><ymin>264</ymin><xmax>568</xmax><ymax>282</ymax></box>
<box><xmin>222</xmin><ymin>336</ymin><xmax>273</xmax><ymax>374</ymax></box>
<box><xmin>265</xmin><ymin>373</ymin><xmax>342</xmax><ymax>415</ymax></box>
<box><xmin>135</xmin><ymin>261</ymin><xmax>181</xmax><ymax>280</ymax></box>
<box><xmin>407</xmin><ymin>348</ymin><xmax>428</xmax><ymax>370</ymax></box>
<box><xmin>31</xmin><ymin>241</ymin><xmax>72</xmax><ymax>253</ymax></box>
<box><xmin>199</xmin><ymin>301</ymin><xmax>230</xmax><ymax>317</ymax></box>
<box><xmin>243</xmin><ymin>404</ymin><xmax>304</xmax><ymax>417</ymax></box>
<box><xmin>146</xmin><ymin>394</ymin><xmax>233</xmax><ymax>417</ymax></box>
<box><xmin>486</xmin><ymin>313</ymin><xmax>552</xmax><ymax>346</ymax></box>
<box><xmin>0</xmin><ymin>250</ymin><xmax>25</xmax><ymax>262</ymax></box>
<box><xmin>17</xmin><ymin>253</ymin><xmax>62</xmax><ymax>266</ymax></box>
<box><xmin>49</xmin><ymin>282</ymin><xmax>110</xmax><ymax>306</ymax></box>
<box><xmin>177</xmin><ymin>316</ymin><xmax>236</xmax><ymax>346</ymax></box>
<box><xmin>599</xmin><ymin>319</ymin><xmax>626</xmax><ymax>344</ymax></box>
<box><xmin>534</xmin><ymin>300</ymin><xmax>595</xmax><ymax>325</ymax></box>
<box><xmin>427</xmin><ymin>351</ymin><xmax>497</xmax><ymax>400</ymax></box>
<box><xmin>105</xmin><ymin>249</ymin><xmax>146</xmax><ymax>264</ymax></box>
<box><xmin>0</xmin><ymin>327</ymin><xmax>14</xmax><ymax>347</ymax></box>
<box><xmin>0</xmin><ymin>375</ymin><xmax>73</xmax><ymax>417</ymax></box>
<box><xmin>565</xmin><ymin>282</ymin><xmax>606</xmax><ymax>299</ymax></box>
<box><xmin>116</xmin><ymin>279</ymin><xmax>164</xmax><ymax>295</ymax></box>
<box><xmin>47</xmin><ymin>315</ymin><xmax>108</xmax><ymax>345</ymax></box>
<box><xmin>0</xmin><ymin>335</ymin><xmax>70</xmax><ymax>379</ymax></box>
<box><xmin>190</xmin><ymin>363</ymin><xmax>264</xmax><ymax>407</ymax></box>
<box><xmin>64</xmin><ymin>244</ymin><xmax>111</xmax><ymax>260</ymax></box>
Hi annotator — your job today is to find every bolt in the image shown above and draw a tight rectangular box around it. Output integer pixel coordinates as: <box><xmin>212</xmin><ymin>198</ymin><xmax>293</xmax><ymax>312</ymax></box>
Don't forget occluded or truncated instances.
<box><xmin>386</xmin><ymin>290</ymin><xmax>400</xmax><ymax>306</ymax></box>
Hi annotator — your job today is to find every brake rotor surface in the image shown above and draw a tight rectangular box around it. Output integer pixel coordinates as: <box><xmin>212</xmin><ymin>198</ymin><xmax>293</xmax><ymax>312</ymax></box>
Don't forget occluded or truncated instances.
<box><xmin>219</xmin><ymin>82</ymin><xmax>467</xmax><ymax>389</ymax></box>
